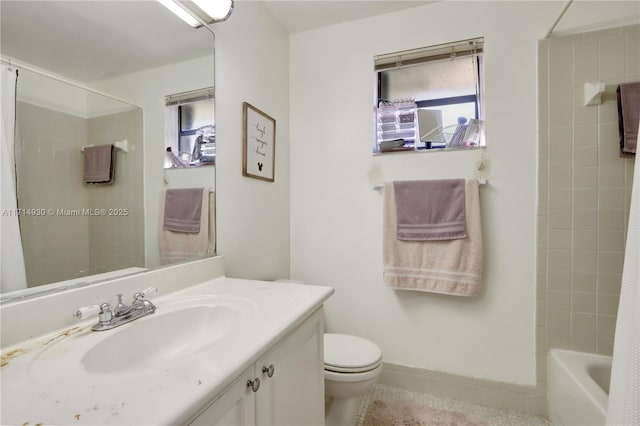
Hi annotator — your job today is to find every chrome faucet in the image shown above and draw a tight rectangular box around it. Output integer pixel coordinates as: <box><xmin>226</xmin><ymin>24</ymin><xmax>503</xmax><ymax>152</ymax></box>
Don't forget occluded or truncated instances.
<box><xmin>74</xmin><ymin>287</ymin><xmax>158</xmax><ymax>331</ymax></box>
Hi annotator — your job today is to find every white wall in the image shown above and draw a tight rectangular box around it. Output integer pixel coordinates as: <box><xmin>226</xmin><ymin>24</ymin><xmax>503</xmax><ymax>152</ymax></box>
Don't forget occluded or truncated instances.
<box><xmin>289</xmin><ymin>1</ymin><xmax>564</xmax><ymax>386</ymax></box>
<box><xmin>214</xmin><ymin>1</ymin><xmax>291</xmax><ymax>280</ymax></box>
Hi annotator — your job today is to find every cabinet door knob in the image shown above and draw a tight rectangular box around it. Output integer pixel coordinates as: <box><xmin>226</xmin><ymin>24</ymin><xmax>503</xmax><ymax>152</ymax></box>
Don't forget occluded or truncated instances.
<box><xmin>247</xmin><ymin>378</ymin><xmax>260</xmax><ymax>392</ymax></box>
<box><xmin>262</xmin><ymin>364</ymin><xmax>275</xmax><ymax>378</ymax></box>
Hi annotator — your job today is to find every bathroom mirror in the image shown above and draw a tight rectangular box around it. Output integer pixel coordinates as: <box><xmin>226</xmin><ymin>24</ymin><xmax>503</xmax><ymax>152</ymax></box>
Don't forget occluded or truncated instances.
<box><xmin>0</xmin><ymin>1</ymin><xmax>215</xmax><ymax>302</ymax></box>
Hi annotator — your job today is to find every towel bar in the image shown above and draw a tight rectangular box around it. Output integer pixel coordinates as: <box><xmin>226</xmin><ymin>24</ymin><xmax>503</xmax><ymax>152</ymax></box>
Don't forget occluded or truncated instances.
<box><xmin>373</xmin><ymin>178</ymin><xmax>487</xmax><ymax>191</ymax></box>
<box><xmin>81</xmin><ymin>139</ymin><xmax>129</xmax><ymax>153</ymax></box>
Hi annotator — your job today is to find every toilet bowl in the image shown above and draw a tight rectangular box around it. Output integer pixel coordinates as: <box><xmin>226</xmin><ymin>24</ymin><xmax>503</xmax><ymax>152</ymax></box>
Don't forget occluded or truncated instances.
<box><xmin>324</xmin><ymin>333</ymin><xmax>382</xmax><ymax>426</ymax></box>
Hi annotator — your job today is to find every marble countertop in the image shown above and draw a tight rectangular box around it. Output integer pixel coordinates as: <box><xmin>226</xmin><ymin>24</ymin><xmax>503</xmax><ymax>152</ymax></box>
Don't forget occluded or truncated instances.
<box><xmin>0</xmin><ymin>277</ymin><xmax>334</xmax><ymax>425</ymax></box>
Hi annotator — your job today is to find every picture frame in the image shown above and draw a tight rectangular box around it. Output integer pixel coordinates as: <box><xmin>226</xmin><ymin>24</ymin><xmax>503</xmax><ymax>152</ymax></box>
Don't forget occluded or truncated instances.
<box><xmin>242</xmin><ymin>102</ymin><xmax>276</xmax><ymax>182</ymax></box>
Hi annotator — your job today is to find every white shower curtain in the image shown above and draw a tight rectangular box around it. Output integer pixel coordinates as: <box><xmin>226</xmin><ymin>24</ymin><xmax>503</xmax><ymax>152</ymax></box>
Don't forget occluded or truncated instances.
<box><xmin>1</xmin><ymin>66</ymin><xmax>28</xmax><ymax>292</ymax></box>
<box><xmin>607</xmin><ymin>122</ymin><xmax>640</xmax><ymax>425</ymax></box>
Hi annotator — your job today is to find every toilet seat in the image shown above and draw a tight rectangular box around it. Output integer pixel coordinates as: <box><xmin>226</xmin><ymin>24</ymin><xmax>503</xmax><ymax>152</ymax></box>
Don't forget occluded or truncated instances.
<box><xmin>324</xmin><ymin>333</ymin><xmax>382</xmax><ymax>373</ymax></box>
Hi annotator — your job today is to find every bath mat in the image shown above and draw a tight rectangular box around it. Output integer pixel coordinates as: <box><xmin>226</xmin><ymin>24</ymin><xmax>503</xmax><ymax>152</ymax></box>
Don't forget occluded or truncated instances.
<box><xmin>364</xmin><ymin>397</ymin><xmax>487</xmax><ymax>426</ymax></box>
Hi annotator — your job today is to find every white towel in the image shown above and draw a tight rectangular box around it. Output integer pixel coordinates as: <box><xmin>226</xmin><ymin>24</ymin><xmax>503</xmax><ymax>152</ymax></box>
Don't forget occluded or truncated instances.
<box><xmin>383</xmin><ymin>179</ymin><xmax>483</xmax><ymax>296</ymax></box>
<box><xmin>158</xmin><ymin>189</ymin><xmax>215</xmax><ymax>265</ymax></box>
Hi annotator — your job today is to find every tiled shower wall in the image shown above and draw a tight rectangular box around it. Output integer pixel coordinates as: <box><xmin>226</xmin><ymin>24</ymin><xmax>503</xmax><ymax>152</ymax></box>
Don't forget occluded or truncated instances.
<box><xmin>87</xmin><ymin>109</ymin><xmax>144</xmax><ymax>275</ymax></box>
<box><xmin>17</xmin><ymin>102</ymin><xmax>91</xmax><ymax>286</ymax></box>
<box><xmin>537</xmin><ymin>23</ymin><xmax>638</xmax><ymax>385</ymax></box>
<box><xmin>16</xmin><ymin>103</ymin><xmax>144</xmax><ymax>285</ymax></box>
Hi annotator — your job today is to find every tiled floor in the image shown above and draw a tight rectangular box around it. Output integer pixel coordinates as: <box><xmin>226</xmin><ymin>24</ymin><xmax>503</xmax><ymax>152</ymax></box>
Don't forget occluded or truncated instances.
<box><xmin>356</xmin><ymin>384</ymin><xmax>551</xmax><ymax>426</ymax></box>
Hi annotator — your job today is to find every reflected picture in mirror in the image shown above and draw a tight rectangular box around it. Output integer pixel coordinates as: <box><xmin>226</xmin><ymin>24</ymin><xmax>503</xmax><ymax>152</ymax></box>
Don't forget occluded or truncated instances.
<box><xmin>0</xmin><ymin>0</ymin><xmax>216</xmax><ymax>302</ymax></box>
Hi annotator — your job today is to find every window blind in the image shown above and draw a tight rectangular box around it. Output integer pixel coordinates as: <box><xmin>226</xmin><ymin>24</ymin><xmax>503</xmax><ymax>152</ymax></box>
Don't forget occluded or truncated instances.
<box><xmin>374</xmin><ymin>37</ymin><xmax>484</xmax><ymax>72</ymax></box>
<box><xmin>165</xmin><ymin>87</ymin><xmax>215</xmax><ymax>106</ymax></box>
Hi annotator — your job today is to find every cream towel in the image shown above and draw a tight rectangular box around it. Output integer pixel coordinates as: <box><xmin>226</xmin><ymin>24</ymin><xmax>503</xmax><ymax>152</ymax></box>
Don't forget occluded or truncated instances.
<box><xmin>383</xmin><ymin>179</ymin><xmax>483</xmax><ymax>296</ymax></box>
<box><xmin>158</xmin><ymin>189</ymin><xmax>215</xmax><ymax>265</ymax></box>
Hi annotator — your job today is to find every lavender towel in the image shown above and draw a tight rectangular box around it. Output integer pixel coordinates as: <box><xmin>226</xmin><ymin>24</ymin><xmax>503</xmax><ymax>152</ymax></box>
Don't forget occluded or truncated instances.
<box><xmin>163</xmin><ymin>188</ymin><xmax>205</xmax><ymax>233</ymax></box>
<box><xmin>83</xmin><ymin>144</ymin><xmax>115</xmax><ymax>183</ymax></box>
<box><xmin>617</xmin><ymin>82</ymin><xmax>639</xmax><ymax>158</ymax></box>
<box><xmin>393</xmin><ymin>179</ymin><xmax>466</xmax><ymax>241</ymax></box>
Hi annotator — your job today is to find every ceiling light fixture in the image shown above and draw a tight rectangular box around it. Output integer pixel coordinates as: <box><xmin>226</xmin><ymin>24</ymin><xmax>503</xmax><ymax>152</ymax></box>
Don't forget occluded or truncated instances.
<box><xmin>158</xmin><ymin>0</ymin><xmax>234</xmax><ymax>28</ymax></box>
<box><xmin>157</xmin><ymin>0</ymin><xmax>200</xmax><ymax>27</ymax></box>
<box><xmin>192</xmin><ymin>0</ymin><xmax>234</xmax><ymax>22</ymax></box>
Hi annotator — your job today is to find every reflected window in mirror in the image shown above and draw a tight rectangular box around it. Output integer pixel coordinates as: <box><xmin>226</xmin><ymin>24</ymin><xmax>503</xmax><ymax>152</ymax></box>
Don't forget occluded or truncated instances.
<box><xmin>164</xmin><ymin>87</ymin><xmax>215</xmax><ymax>168</ymax></box>
<box><xmin>374</xmin><ymin>37</ymin><xmax>485</xmax><ymax>153</ymax></box>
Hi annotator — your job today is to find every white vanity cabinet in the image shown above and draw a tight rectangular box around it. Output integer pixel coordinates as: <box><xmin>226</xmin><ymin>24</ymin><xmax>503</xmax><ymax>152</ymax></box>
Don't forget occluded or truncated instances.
<box><xmin>189</xmin><ymin>308</ymin><xmax>325</xmax><ymax>426</ymax></box>
<box><xmin>190</xmin><ymin>366</ymin><xmax>257</xmax><ymax>425</ymax></box>
<box><xmin>0</xmin><ymin>268</ymin><xmax>335</xmax><ymax>426</ymax></box>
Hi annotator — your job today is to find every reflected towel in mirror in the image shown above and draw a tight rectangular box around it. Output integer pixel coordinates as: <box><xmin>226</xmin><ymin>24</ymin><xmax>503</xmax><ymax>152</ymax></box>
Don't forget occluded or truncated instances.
<box><xmin>163</xmin><ymin>188</ymin><xmax>205</xmax><ymax>233</ymax></box>
<box><xmin>83</xmin><ymin>144</ymin><xmax>114</xmax><ymax>184</ymax></box>
<box><xmin>159</xmin><ymin>188</ymin><xmax>215</xmax><ymax>265</ymax></box>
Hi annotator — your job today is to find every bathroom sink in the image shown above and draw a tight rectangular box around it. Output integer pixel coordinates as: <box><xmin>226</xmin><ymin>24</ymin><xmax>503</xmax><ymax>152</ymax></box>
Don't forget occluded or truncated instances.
<box><xmin>29</xmin><ymin>296</ymin><xmax>255</xmax><ymax>380</ymax></box>
<box><xmin>82</xmin><ymin>304</ymin><xmax>242</xmax><ymax>373</ymax></box>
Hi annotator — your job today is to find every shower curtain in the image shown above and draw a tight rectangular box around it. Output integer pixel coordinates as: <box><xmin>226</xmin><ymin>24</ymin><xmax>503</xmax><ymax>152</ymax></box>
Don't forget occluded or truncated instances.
<box><xmin>607</xmin><ymin>121</ymin><xmax>640</xmax><ymax>425</ymax></box>
<box><xmin>1</xmin><ymin>66</ymin><xmax>28</xmax><ymax>292</ymax></box>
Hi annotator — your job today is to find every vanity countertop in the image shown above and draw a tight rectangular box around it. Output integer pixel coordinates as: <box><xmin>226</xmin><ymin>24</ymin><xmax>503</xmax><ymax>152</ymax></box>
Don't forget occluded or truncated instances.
<box><xmin>0</xmin><ymin>277</ymin><xmax>334</xmax><ymax>425</ymax></box>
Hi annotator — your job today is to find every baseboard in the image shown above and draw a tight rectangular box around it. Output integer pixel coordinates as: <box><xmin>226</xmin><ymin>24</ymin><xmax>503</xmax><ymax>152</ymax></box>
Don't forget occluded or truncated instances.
<box><xmin>379</xmin><ymin>362</ymin><xmax>547</xmax><ymax>417</ymax></box>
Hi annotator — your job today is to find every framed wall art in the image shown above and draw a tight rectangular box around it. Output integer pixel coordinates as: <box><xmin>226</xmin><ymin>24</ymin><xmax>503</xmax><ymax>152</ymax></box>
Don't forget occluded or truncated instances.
<box><xmin>242</xmin><ymin>102</ymin><xmax>276</xmax><ymax>182</ymax></box>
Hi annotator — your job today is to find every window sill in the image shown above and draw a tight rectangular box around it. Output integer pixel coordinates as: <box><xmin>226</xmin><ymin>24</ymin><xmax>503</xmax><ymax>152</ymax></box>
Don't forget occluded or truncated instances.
<box><xmin>373</xmin><ymin>145</ymin><xmax>485</xmax><ymax>156</ymax></box>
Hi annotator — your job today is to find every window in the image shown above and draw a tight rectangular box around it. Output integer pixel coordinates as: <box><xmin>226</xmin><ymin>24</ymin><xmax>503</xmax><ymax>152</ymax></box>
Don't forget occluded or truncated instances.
<box><xmin>374</xmin><ymin>37</ymin><xmax>484</xmax><ymax>153</ymax></box>
<box><xmin>164</xmin><ymin>87</ymin><xmax>215</xmax><ymax>167</ymax></box>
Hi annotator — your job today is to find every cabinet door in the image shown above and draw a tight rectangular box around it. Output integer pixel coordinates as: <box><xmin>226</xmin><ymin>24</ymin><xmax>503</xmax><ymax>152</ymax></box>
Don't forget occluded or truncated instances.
<box><xmin>189</xmin><ymin>367</ymin><xmax>257</xmax><ymax>426</ymax></box>
<box><xmin>256</xmin><ymin>308</ymin><xmax>325</xmax><ymax>426</ymax></box>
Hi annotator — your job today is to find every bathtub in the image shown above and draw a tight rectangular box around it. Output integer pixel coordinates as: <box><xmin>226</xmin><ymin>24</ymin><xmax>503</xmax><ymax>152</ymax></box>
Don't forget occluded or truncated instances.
<box><xmin>547</xmin><ymin>349</ymin><xmax>612</xmax><ymax>425</ymax></box>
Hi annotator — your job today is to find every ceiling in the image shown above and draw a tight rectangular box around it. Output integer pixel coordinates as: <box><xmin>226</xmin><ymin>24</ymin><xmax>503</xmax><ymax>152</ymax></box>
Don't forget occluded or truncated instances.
<box><xmin>261</xmin><ymin>1</ymin><xmax>432</xmax><ymax>33</ymax></box>
<box><xmin>0</xmin><ymin>1</ymin><xmax>214</xmax><ymax>83</ymax></box>
<box><xmin>3</xmin><ymin>1</ymin><xmax>639</xmax><ymax>84</ymax></box>
<box><xmin>0</xmin><ymin>0</ymin><xmax>431</xmax><ymax>83</ymax></box>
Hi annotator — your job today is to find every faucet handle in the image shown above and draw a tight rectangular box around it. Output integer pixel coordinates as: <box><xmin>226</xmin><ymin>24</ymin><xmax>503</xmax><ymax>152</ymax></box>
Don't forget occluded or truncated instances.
<box><xmin>141</xmin><ymin>287</ymin><xmax>158</xmax><ymax>298</ymax></box>
<box><xmin>73</xmin><ymin>304</ymin><xmax>101</xmax><ymax>319</ymax></box>
<box><xmin>113</xmin><ymin>294</ymin><xmax>128</xmax><ymax>315</ymax></box>
<box><xmin>134</xmin><ymin>287</ymin><xmax>158</xmax><ymax>300</ymax></box>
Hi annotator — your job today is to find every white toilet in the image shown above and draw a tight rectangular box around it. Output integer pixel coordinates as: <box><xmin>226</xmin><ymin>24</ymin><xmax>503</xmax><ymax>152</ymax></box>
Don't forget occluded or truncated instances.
<box><xmin>323</xmin><ymin>333</ymin><xmax>383</xmax><ymax>426</ymax></box>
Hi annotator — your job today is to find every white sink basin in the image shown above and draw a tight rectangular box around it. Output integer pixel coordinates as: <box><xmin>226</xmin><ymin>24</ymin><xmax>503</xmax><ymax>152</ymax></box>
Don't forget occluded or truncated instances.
<box><xmin>29</xmin><ymin>296</ymin><xmax>255</xmax><ymax>381</ymax></box>
<box><xmin>83</xmin><ymin>304</ymin><xmax>240</xmax><ymax>373</ymax></box>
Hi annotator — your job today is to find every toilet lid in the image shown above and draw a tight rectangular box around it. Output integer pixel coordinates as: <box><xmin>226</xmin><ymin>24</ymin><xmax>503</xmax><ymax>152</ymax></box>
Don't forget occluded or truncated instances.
<box><xmin>324</xmin><ymin>333</ymin><xmax>382</xmax><ymax>373</ymax></box>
